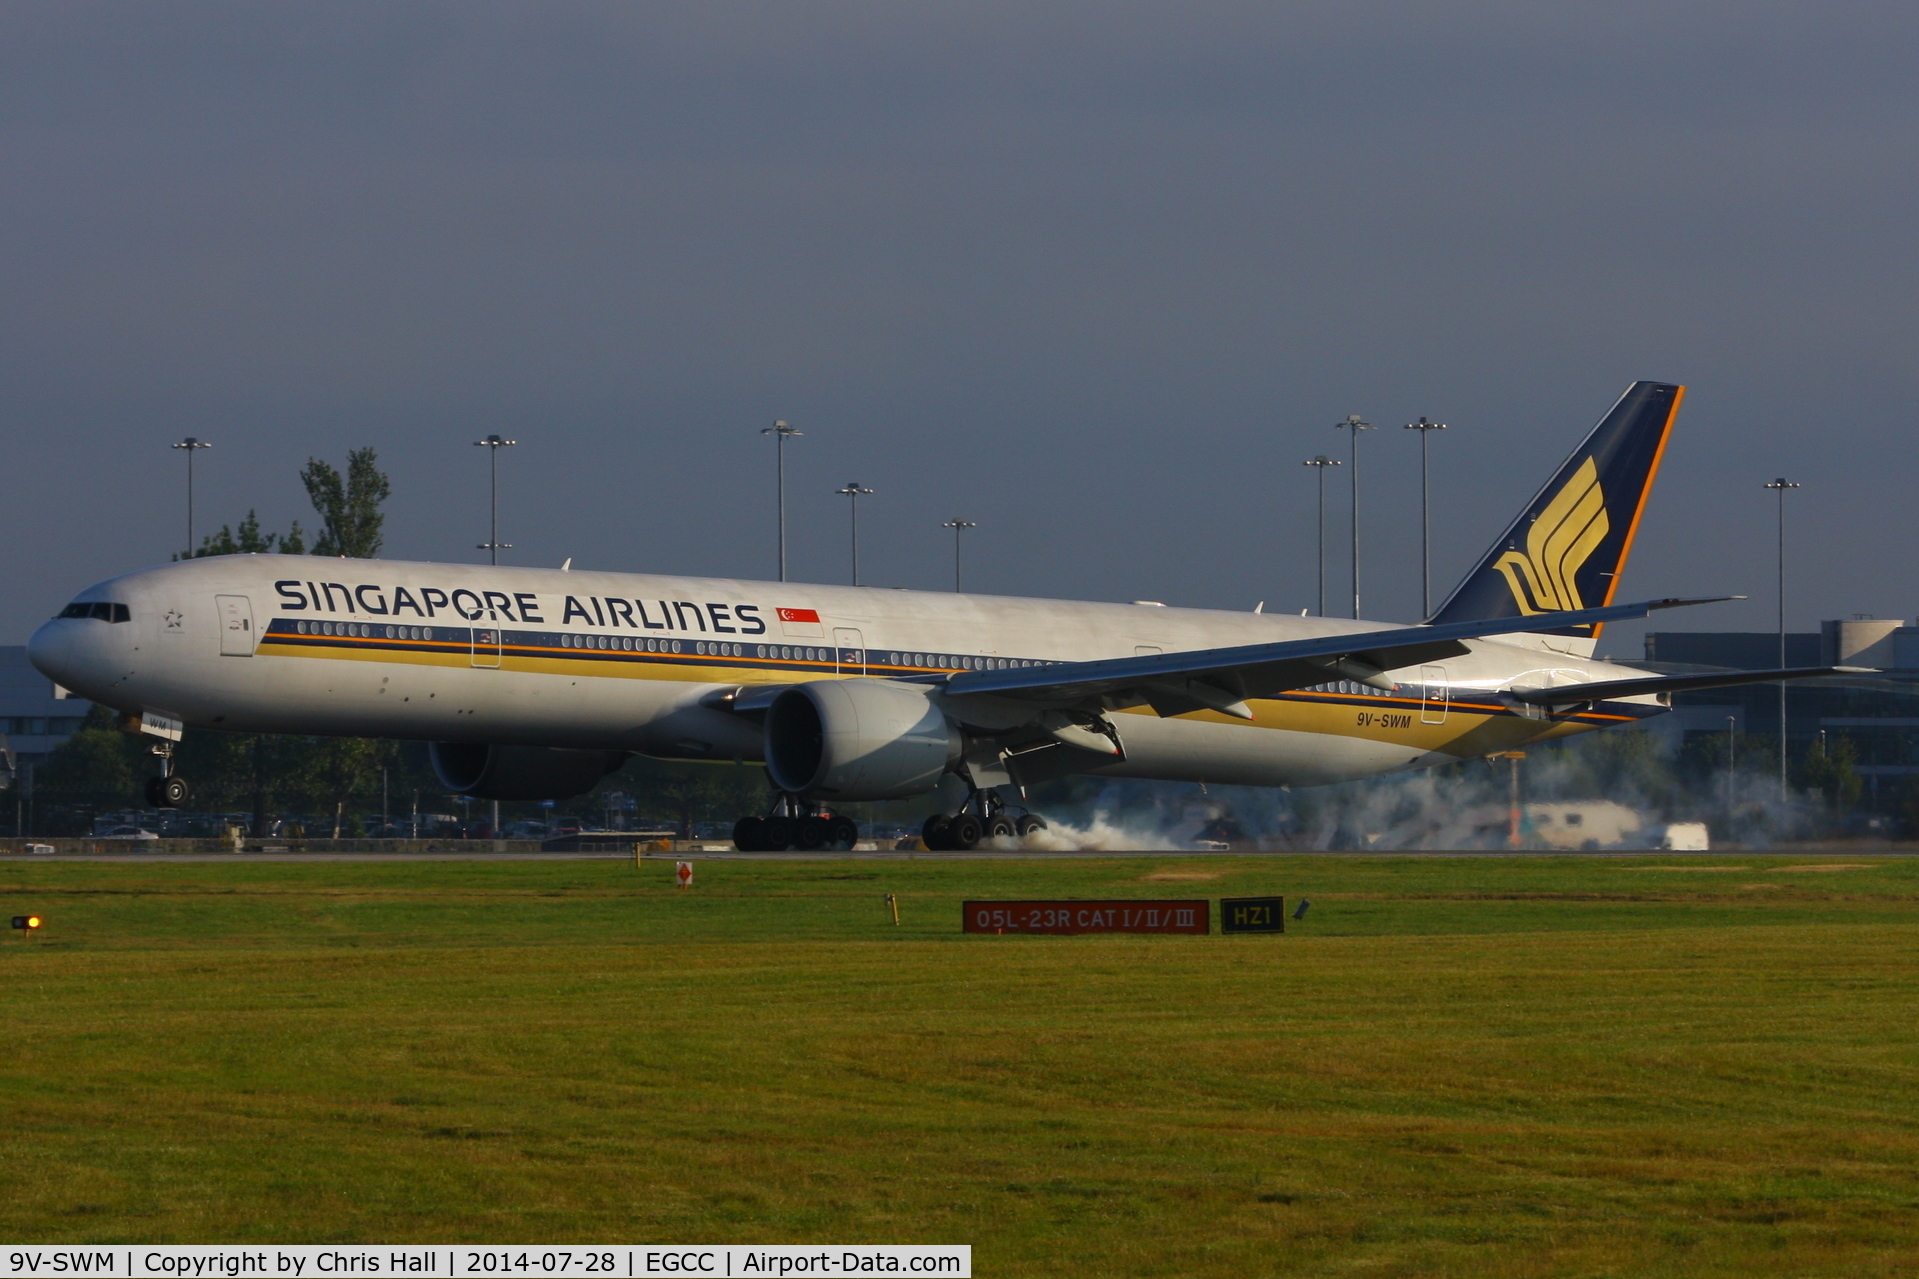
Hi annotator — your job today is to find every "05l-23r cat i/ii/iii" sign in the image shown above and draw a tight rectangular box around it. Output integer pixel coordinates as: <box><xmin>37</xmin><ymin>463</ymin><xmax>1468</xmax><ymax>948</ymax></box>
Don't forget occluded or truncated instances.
<box><xmin>963</xmin><ymin>900</ymin><xmax>1209</xmax><ymax>935</ymax></box>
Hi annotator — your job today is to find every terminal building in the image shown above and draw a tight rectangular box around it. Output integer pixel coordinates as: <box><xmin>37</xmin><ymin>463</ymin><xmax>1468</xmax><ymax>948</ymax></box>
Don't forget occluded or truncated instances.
<box><xmin>1</xmin><ymin>644</ymin><xmax>94</xmax><ymax>835</ymax></box>
<box><xmin>1639</xmin><ymin>617</ymin><xmax>1919</xmax><ymax>798</ymax></box>
<box><xmin>0</xmin><ymin>645</ymin><xmax>92</xmax><ymax>766</ymax></box>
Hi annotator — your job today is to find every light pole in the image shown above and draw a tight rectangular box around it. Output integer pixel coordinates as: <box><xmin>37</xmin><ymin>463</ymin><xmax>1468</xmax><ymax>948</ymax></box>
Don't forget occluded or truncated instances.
<box><xmin>1491</xmin><ymin>750</ymin><xmax>1526</xmax><ymax>849</ymax></box>
<box><xmin>1726</xmin><ymin>715</ymin><xmax>1737</xmax><ymax>816</ymax></box>
<box><xmin>1302</xmin><ymin>456</ymin><xmax>1340</xmax><ymax>616</ymax></box>
<box><xmin>473</xmin><ymin>434</ymin><xmax>517</xmax><ymax>565</ymax></box>
<box><xmin>172</xmin><ymin>436</ymin><xmax>212</xmax><ymax>557</ymax></box>
<box><xmin>1335</xmin><ymin>415</ymin><xmax>1374</xmax><ymax>618</ymax></box>
<box><xmin>1404</xmin><ymin>417</ymin><xmax>1447</xmax><ymax>618</ymax></box>
<box><xmin>836</xmin><ymin>482</ymin><xmax>874</xmax><ymax>586</ymax></box>
<box><xmin>761</xmin><ymin>420</ymin><xmax>802</xmax><ymax>581</ymax></box>
<box><xmin>942</xmin><ymin>518</ymin><xmax>976</xmax><ymax>592</ymax></box>
<box><xmin>1765</xmin><ymin>477</ymin><xmax>1800</xmax><ymax>801</ymax></box>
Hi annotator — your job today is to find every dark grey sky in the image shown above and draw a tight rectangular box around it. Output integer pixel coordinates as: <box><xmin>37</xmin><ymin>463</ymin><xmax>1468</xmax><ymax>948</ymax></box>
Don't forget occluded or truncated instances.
<box><xmin>5</xmin><ymin>1</ymin><xmax>1915</xmax><ymax>654</ymax></box>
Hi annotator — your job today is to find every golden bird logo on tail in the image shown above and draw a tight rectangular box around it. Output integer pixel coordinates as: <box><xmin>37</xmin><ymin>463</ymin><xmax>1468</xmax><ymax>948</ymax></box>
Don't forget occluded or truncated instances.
<box><xmin>1493</xmin><ymin>456</ymin><xmax>1610</xmax><ymax>614</ymax></box>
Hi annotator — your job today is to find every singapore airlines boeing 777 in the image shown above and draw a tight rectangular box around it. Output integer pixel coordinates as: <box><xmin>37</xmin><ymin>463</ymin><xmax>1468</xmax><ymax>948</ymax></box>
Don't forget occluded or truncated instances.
<box><xmin>28</xmin><ymin>382</ymin><xmax>1846</xmax><ymax>848</ymax></box>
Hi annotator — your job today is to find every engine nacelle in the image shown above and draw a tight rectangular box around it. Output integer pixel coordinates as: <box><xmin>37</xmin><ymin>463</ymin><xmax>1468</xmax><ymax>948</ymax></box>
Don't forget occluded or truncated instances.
<box><xmin>764</xmin><ymin>679</ymin><xmax>961</xmax><ymax>800</ymax></box>
<box><xmin>430</xmin><ymin>742</ymin><xmax>627</xmax><ymax>801</ymax></box>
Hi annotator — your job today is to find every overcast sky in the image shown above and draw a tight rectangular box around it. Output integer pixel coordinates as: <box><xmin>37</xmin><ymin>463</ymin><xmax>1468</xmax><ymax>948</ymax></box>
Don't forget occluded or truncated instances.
<box><xmin>4</xmin><ymin>1</ymin><xmax>1915</xmax><ymax>655</ymax></box>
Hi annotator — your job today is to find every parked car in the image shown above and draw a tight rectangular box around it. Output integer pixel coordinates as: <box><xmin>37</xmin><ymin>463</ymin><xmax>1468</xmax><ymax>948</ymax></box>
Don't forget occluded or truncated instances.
<box><xmin>97</xmin><ymin>825</ymin><xmax>160</xmax><ymax>841</ymax></box>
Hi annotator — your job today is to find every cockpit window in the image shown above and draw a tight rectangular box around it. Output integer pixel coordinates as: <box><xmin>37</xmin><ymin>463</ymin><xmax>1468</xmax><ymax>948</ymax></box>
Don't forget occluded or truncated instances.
<box><xmin>58</xmin><ymin>602</ymin><xmax>130</xmax><ymax>623</ymax></box>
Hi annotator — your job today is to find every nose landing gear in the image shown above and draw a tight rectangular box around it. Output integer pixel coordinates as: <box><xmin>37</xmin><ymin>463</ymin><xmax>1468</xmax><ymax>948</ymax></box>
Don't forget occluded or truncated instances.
<box><xmin>144</xmin><ymin>741</ymin><xmax>191</xmax><ymax>809</ymax></box>
<box><xmin>733</xmin><ymin>794</ymin><xmax>859</xmax><ymax>851</ymax></box>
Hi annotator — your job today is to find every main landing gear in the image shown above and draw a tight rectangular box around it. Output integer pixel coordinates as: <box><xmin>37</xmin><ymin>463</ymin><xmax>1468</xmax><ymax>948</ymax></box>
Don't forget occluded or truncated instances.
<box><xmin>144</xmin><ymin>740</ymin><xmax>191</xmax><ymax>809</ymax></box>
<box><xmin>733</xmin><ymin>794</ymin><xmax>860</xmax><ymax>852</ymax></box>
<box><xmin>922</xmin><ymin>790</ymin><xmax>1046</xmax><ymax>851</ymax></box>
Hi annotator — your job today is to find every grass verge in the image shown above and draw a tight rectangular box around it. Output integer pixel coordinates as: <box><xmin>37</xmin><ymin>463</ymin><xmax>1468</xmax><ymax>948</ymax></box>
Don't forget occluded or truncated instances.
<box><xmin>3</xmin><ymin>854</ymin><xmax>1919</xmax><ymax>1275</ymax></box>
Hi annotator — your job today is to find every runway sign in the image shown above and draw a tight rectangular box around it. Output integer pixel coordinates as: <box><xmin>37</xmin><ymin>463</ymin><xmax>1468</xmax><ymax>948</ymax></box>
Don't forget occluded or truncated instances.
<box><xmin>963</xmin><ymin>900</ymin><xmax>1208</xmax><ymax>935</ymax></box>
<box><xmin>1220</xmin><ymin>896</ymin><xmax>1285</xmax><ymax>933</ymax></box>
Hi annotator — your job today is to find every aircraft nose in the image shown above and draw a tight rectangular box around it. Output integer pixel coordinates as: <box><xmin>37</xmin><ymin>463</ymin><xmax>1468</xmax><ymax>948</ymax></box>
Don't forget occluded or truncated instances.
<box><xmin>27</xmin><ymin>617</ymin><xmax>100</xmax><ymax>696</ymax></box>
<box><xmin>26</xmin><ymin>618</ymin><xmax>78</xmax><ymax>687</ymax></box>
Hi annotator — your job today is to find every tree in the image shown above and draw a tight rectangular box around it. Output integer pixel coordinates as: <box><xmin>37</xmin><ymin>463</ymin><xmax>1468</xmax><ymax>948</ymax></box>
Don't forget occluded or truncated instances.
<box><xmin>307</xmin><ymin>737</ymin><xmax>385</xmax><ymax>836</ymax></box>
<box><xmin>619</xmin><ymin>757</ymin><xmax>769</xmax><ymax>836</ymax></box>
<box><xmin>187</xmin><ymin>509</ymin><xmax>305</xmax><ymax>558</ymax></box>
<box><xmin>34</xmin><ymin>706</ymin><xmax>145</xmax><ymax>814</ymax></box>
<box><xmin>174</xmin><ymin>730</ymin><xmax>324</xmax><ymax>836</ymax></box>
<box><xmin>1802</xmin><ymin>734</ymin><xmax>1863</xmax><ymax>817</ymax></box>
<box><xmin>1898</xmin><ymin>775</ymin><xmax>1919</xmax><ymax>839</ymax></box>
<box><xmin>302</xmin><ymin>448</ymin><xmax>391</xmax><ymax>558</ymax></box>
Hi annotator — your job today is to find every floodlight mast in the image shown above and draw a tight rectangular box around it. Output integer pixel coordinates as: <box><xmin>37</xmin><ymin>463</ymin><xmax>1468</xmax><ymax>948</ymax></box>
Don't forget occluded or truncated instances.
<box><xmin>762</xmin><ymin>420</ymin><xmax>803</xmax><ymax>581</ymax></box>
<box><xmin>473</xmin><ymin>434</ymin><xmax>517</xmax><ymax>565</ymax></box>
<box><xmin>172</xmin><ymin>436</ymin><xmax>212</xmax><ymax>557</ymax></box>
<box><xmin>1404</xmin><ymin>417</ymin><xmax>1447</xmax><ymax>618</ymax></box>
<box><xmin>836</xmin><ymin>482</ymin><xmax>874</xmax><ymax>585</ymax></box>
<box><xmin>1301</xmin><ymin>455</ymin><xmax>1340</xmax><ymax>616</ymax></box>
<box><xmin>1764</xmin><ymin>476</ymin><xmax>1801</xmax><ymax>801</ymax></box>
<box><xmin>942</xmin><ymin>517</ymin><xmax>977</xmax><ymax>592</ymax></box>
<box><xmin>1335</xmin><ymin>415</ymin><xmax>1374</xmax><ymax>617</ymax></box>
<box><xmin>472</xmin><ymin>431</ymin><xmax>517</xmax><ymax>845</ymax></box>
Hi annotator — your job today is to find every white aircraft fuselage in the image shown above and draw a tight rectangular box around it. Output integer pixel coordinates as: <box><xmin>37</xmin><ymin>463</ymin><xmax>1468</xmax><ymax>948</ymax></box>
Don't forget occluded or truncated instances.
<box><xmin>29</xmin><ymin>552</ymin><xmax>1660</xmax><ymax>791</ymax></box>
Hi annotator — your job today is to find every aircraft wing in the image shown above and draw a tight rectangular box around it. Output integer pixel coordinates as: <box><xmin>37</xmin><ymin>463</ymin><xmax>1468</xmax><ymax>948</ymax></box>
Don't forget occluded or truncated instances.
<box><xmin>1507</xmin><ymin>666</ymin><xmax>1873</xmax><ymax>707</ymax></box>
<box><xmin>938</xmin><ymin>596</ymin><xmax>1730</xmax><ymax>719</ymax></box>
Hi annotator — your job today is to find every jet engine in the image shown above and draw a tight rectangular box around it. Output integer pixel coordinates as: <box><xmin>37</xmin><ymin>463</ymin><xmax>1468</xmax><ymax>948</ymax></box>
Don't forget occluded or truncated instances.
<box><xmin>430</xmin><ymin>742</ymin><xmax>628</xmax><ymax>801</ymax></box>
<box><xmin>764</xmin><ymin>679</ymin><xmax>961</xmax><ymax>800</ymax></box>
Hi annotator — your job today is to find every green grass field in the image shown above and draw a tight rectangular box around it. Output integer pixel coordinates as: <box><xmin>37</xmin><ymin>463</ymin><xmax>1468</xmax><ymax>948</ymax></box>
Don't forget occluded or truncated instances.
<box><xmin>6</xmin><ymin>853</ymin><xmax>1919</xmax><ymax>1275</ymax></box>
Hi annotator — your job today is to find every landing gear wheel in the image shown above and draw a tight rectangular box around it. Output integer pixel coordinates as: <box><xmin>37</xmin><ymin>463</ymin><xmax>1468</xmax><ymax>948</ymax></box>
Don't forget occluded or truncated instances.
<box><xmin>732</xmin><ymin>816</ymin><xmax>765</xmax><ymax>852</ymax></box>
<box><xmin>921</xmin><ymin>814</ymin><xmax>951</xmax><ymax>851</ymax></box>
<box><xmin>827</xmin><ymin>815</ymin><xmax>860</xmax><ymax>850</ymax></box>
<box><xmin>762</xmin><ymin>817</ymin><xmax>797</xmax><ymax>851</ymax></box>
<box><xmin>946</xmin><ymin>813</ymin><xmax>983</xmax><ymax>851</ymax></box>
<box><xmin>147</xmin><ymin>775</ymin><xmax>190</xmax><ymax>809</ymax></box>
<box><xmin>1015</xmin><ymin>814</ymin><xmax>1047</xmax><ymax>837</ymax></box>
<box><xmin>986</xmin><ymin>814</ymin><xmax>1016</xmax><ymax>841</ymax></box>
<box><xmin>798</xmin><ymin>816</ymin><xmax>829</xmax><ymax>850</ymax></box>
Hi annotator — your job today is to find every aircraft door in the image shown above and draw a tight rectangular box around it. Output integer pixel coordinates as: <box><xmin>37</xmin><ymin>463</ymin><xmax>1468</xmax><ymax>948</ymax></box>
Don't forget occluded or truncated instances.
<box><xmin>1420</xmin><ymin>665</ymin><xmax>1449</xmax><ymax>724</ymax></box>
<box><xmin>471</xmin><ymin>626</ymin><xmax>503</xmax><ymax>668</ymax></box>
<box><xmin>215</xmin><ymin>595</ymin><xmax>255</xmax><ymax>656</ymax></box>
<box><xmin>834</xmin><ymin>628</ymin><xmax>866</xmax><ymax>675</ymax></box>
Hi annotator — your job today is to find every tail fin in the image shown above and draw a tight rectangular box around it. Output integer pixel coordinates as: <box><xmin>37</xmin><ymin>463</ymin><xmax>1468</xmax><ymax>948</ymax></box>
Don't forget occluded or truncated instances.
<box><xmin>1427</xmin><ymin>380</ymin><xmax>1684</xmax><ymax>649</ymax></box>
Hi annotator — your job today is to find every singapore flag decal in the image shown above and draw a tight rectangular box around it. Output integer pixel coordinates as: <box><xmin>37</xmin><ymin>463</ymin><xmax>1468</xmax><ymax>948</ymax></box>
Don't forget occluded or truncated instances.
<box><xmin>777</xmin><ymin>606</ymin><xmax>825</xmax><ymax>637</ymax></box>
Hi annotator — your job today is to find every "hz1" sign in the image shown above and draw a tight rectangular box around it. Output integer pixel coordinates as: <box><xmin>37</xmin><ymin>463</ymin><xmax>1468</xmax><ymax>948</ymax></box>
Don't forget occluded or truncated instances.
<box><xmin>1220</xmin><ymin>896</ymin><xmax>1285</xmax><ymax>933</ymax></box>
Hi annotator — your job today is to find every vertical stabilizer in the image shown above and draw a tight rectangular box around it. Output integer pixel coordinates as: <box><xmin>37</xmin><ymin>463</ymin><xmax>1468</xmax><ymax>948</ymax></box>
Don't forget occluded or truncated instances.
<box><xmin>1427</xmin><ymin>381</ymin><xmax>1683</xmax><ymax>650</ymax></box>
